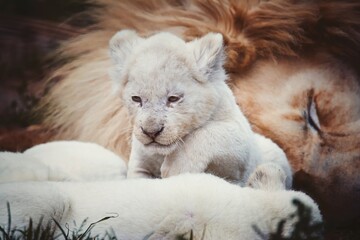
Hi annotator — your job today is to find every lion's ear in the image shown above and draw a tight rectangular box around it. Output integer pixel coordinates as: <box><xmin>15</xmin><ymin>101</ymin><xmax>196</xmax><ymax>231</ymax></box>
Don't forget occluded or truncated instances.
<box><xmin>109</xmin><ymin>30</ymin><xmax>142</xmax><ymax>92</ymax></box>
<box><xmin>187</xmin><ymin>32</ymin><xmax>226</xmax><ymax>82</ymax></box>
<box><xmin>109</xmin><ymin>29</ymin><xmax>142</xmax><ymax>66</ymax></box>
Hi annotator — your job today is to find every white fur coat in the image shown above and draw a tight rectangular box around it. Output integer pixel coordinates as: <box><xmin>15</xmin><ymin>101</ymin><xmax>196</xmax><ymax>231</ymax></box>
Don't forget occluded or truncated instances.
<box><xmin>0</xmin><ymin>141</ymin><xmax>322</xmax><ymax>239</ymax></box>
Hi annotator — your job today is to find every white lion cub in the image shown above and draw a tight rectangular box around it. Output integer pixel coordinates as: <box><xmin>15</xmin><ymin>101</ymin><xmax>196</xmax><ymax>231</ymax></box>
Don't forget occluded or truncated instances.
<box><xmin>109</xmin><ymin>30</ymin><xmax>292</xmax><ymax>189</ymax></box>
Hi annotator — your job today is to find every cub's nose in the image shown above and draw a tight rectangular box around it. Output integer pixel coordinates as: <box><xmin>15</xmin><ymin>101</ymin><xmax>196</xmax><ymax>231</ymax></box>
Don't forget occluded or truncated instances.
<box><xmin>141</xmin><ymin>126</ymin><xmax>164</xmax><ymax>139</ymax></box>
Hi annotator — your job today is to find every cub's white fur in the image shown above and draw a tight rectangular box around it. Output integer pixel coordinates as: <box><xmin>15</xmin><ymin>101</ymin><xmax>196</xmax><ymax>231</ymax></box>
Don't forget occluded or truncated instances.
<box><xmin>0</xmin><ymin>174</ymin><xmax>322</xmax><ymax>240</ymax></box>
<box><xmin>0</xmin><ymin>141</ymin><xmax>127</xmax><ymax>182</ymax></box>
<box><xmin>109</xmin><ymin>30</ymin><xmax>292</xmax><ymax>189</ymax></box>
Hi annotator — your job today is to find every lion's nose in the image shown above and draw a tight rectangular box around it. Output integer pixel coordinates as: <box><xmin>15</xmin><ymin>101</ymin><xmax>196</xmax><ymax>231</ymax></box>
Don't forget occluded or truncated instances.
<box><xmin>141</xmin><ymin>126</ymin><xmax>164</xmax><ymax>139</ymax></box>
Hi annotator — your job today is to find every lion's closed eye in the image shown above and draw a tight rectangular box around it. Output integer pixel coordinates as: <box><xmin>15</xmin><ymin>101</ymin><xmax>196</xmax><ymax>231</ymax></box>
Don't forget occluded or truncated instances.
<box><xmin>304</xmin><ymin>92</ymin><xmax>321</xmax><ymax>133</ymax></box>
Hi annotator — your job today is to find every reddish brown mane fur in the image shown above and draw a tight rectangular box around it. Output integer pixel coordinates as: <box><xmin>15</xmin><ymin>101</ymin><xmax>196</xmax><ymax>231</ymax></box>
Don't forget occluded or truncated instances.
<box><xmin>54</xmin><ymin>0</ymin><xmax>360</xmax><ymax>74</ymax></box>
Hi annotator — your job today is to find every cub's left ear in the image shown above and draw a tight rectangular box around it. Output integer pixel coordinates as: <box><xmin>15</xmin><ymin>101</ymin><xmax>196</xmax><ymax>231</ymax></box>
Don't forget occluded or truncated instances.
<box><xmin>187</xmin><ymin>32</ymin><xmax>226</xmax><ymax>82</ymax></box>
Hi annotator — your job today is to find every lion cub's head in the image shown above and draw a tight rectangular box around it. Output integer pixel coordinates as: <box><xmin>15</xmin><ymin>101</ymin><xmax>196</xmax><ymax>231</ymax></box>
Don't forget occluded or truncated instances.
<box><xmin>109</xmin><ymin>30</ymin><xmax>226</xmax><ymax>154</ymax></box>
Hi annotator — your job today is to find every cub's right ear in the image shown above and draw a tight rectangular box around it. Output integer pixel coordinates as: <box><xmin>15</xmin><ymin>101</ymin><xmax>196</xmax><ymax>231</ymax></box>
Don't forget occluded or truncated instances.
<box><xmin>109</xmin><ymin>30</ymin><xmax>142</xmax><ymax>93</ymax></box>
<box><xmin>109</xmin><ymin>29</ymin><xmax>142</xmax><ymax>67</ymax></box>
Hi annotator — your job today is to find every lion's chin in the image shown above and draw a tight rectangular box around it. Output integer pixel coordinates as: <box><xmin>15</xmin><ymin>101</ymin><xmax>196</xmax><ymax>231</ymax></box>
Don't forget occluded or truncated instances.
<box><xmin>143</xmin><ymin>141</ymin><xmax>179</xmax><ymax>155</ymax></box>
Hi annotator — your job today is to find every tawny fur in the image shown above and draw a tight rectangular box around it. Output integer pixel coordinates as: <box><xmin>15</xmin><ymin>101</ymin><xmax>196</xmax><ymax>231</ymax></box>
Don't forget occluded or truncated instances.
<box><xmin>40</xmin><ymin>0</ymin><xmax>360</xmax><ymax>227</ymax></box>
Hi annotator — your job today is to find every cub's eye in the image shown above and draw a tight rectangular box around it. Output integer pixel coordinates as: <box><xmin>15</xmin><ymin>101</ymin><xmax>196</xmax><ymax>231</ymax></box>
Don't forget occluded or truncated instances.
<box><xmin>131</xmin><ymin>96</ymin><xmax>142</xmax><ymax>103</ymax></box>
<box><xmin>167</xmin><ymin>96</ymin><xmax>181</xmax><ymax>103</ymax></box>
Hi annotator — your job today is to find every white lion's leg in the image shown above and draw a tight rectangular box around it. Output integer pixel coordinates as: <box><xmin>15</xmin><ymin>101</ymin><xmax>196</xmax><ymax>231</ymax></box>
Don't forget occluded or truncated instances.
<box><xmin>127</xmin><ymin>137</ymin><xmax>163</xmax><ymax>178</ymax></box>
<box><xmin>0</xmin><ymin>141</ymin><xmax>127</xmax><ymax>183</ymax></box>
<box><xmin>0</xmin><ymin>152</ymin><xmax>50</xmax><ymax>183</ymax></box>
<box><xmin>0</xmin><ymin>183</ymin><xmax>70</xmax><ymax>234</ymax></box>
<box><xmin>160</xmin><ymin>122</ymin><xmax>254</xmax><ymax>185</ymax></box>
<box><xmin>0</xmin><ymin>174</ymin><xmax>322</xmax><ymax>239</ymax></box>
<box><xmin>248</xmin><ymin>134</ymin><xmax>293</xmax><ymax>190</ymax></box>
<box><xmin>24</xmin><ymin>141</ymin><xmax>127</xmax><ymax>181</ymax></box>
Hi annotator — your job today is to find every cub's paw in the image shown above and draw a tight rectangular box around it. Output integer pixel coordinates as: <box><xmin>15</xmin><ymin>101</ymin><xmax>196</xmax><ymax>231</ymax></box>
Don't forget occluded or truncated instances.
<box><xmin>246</xmin><ymin>163</ymin><xmax>287</xmax><ymax>191</ymax></box>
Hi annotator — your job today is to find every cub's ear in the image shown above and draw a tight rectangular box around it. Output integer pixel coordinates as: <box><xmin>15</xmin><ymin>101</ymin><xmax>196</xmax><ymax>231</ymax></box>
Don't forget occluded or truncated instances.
<box><xmin>109</xmin><ymin>30</ymin><xmax>142</xmax><ymax>93</ymax></box>
<box><xmin>187</xmin><ymin>32</ymin><xmax>226</xmax><ymax>82</ymax></box>
<box><xmin>109</xmin><ymin>29</ymin><xmax>142</xmax><ymax>66</ymax></box>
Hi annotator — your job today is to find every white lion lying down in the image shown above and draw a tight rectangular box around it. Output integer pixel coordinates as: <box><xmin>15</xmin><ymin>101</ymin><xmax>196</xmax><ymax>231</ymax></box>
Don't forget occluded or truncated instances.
<box><xmin>0</xmin><ymin>142</ymin><xmax>322</xmax><ymax>239</ymax></box>
<box><xmin>0</xmin><ymin>176</ymin><xmax>322</xmax><ymax>240</ymax></box>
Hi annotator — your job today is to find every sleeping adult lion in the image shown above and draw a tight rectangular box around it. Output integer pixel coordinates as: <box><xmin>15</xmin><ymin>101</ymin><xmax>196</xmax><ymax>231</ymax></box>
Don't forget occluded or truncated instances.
<box><xmin>41</xmin><ymin>0</ymin><xmax>360</xmax><ymax>229</ymax></box>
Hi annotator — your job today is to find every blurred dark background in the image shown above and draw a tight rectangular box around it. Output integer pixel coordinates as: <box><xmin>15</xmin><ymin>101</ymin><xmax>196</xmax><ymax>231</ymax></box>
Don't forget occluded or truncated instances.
<box><xmin>0</xmin><ymin>0</ymin><xmax>90</xmax><ymax>127</ymax></box>
<box><xmin>0</xmin><ymin>0</ymin><xmax>91</xmax><ymax>150</ymax></box>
